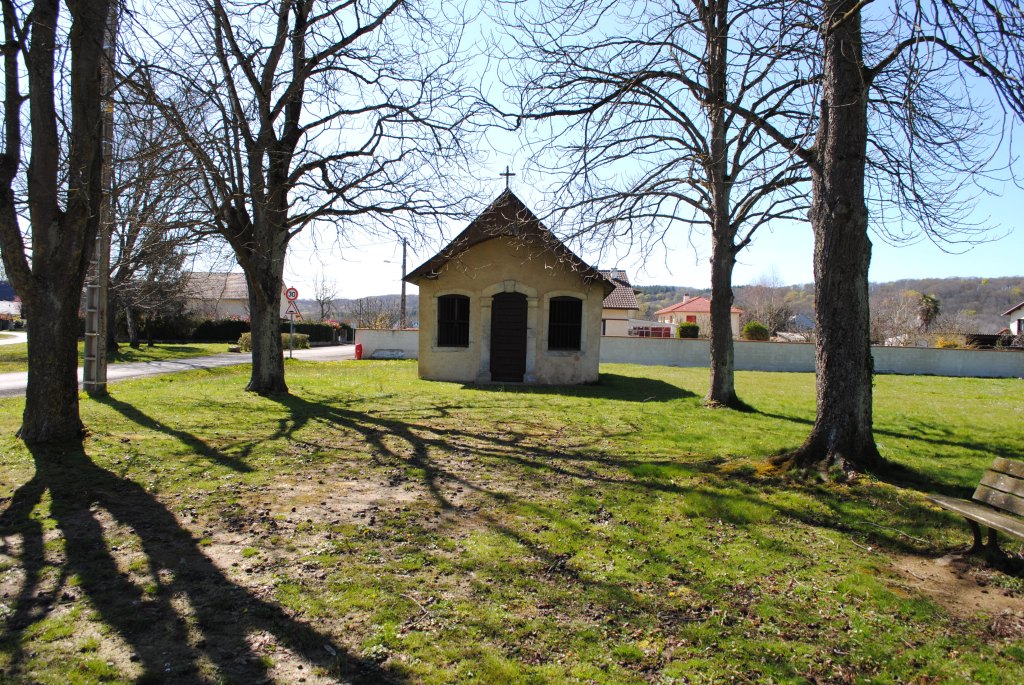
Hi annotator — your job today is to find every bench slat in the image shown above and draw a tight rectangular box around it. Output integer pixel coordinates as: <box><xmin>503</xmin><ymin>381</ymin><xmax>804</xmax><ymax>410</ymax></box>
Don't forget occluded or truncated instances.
<box><xmin>974</xmin><ymin>484</ymin><xmax>1024</xmax><ymax>517</ymax></box>
<box><xmin>929</xmin><ymin>494</ymin><xmax>1024</xmax><ymax>541</ymax></box>
<box><xmin>977</xmin><ymin>470</ymin><xmax>1024</xmax><ymax>497</ymax></box>
<box><xmin>992</xmin><ymin>457</ymin><xmax>1024</xmax><ymax>479</ymax></box>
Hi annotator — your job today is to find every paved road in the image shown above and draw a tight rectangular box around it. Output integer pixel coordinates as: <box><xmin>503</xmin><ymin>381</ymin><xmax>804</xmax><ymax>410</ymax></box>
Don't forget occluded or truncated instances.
<box><xmin>0</xmin><ymin>331</ymin><xmax>27</xmax><ymax>346</ymax></box>
<box><xmin>0</xmin><ymin>344</ymin><xmax>356</xmax><ymax>397</ymax></box>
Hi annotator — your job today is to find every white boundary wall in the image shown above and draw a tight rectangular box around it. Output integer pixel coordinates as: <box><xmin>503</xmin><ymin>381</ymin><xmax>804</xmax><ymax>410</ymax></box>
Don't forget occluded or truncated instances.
<box><xmin>599</xmin><ymin>336</ymin><xmax>1024</xmax><ymax>378</ymax></box>
<box><xmin>355</xmin><ymin>329</ymin><xmax>418</xmax><ymax>359</ymax></box>
<box><xmin>356</xmin><ymin>330</ymin><xmax>1024</xmax><ymax>378</ymax></box>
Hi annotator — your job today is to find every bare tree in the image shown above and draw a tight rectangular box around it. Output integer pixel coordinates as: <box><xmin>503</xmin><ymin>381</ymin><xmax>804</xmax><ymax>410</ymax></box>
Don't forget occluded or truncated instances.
<box><xmin>312</xmin><ymin>274</ymin><xmax>337</xmax><ymax>322</ymax></box>
<box><xmin>122</xmin><ymin>0</ymin><xmax>477</xmax><ymax>394</ymax></box>
<box><xmin>352</xmin><ymin>296</ymin><xmax>399</xmax><ymax>330</ymax></box>
<box><xmin>737</xmin><ymin>270</ymin><xmax>794</xmax><ymax>335</ymax></box>
<box><xmin>108</xmin><ymin>99</ymin><xmax>216</xmax><ymax>349</ymax></box>
<box><xmin>763</xmin><ymin>0</ymin><xmax>1024</xmax><ymax>472</ymax></box>
<box><xmin>501</xmin><ymin>0</ymin><xmax>814</xmax><ymax>408</ymax></box>
<box><xmin>869</xmin><ymin>290</ymin><xmax>919</xmax><ymax>345</ymax></box>
<box><xmin>0</xmin><ymin>0</ymin><xmax>112</xmax><ymax>442</ymax></box>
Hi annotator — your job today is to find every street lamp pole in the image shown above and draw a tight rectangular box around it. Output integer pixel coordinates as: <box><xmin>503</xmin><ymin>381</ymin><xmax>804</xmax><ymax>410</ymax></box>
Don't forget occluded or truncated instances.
<box><xmin>400</xmin><ymin>237</ymin><xmax>407</xmax><ymax>329</ymax></box>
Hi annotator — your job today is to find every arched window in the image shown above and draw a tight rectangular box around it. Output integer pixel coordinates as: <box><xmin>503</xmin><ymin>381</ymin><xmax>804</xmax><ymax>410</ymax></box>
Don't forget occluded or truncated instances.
<box><xmin>548</xmin><ymin>296</ymin><xmax>582</xmax><ymax>350</ymax></box>
<box><xmin>437</xmin><ymin>294</ymin><xmax>470</xmax><ymax>347</ymax></box>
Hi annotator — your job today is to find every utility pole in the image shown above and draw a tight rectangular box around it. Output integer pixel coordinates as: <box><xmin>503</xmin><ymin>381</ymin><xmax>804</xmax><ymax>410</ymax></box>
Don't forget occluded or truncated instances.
<box><xmin>84</xmin><ymin>2</ymin><xmax>118</xmax><ymax>396</ymax></box>
<box><xmin>399</xmin><ymin>237</ymin><xmax>407</xmax><ymax>329</ymax></box>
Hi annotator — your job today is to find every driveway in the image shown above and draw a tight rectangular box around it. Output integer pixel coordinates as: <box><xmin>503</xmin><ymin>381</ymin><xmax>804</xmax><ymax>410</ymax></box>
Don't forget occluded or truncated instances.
<box><xmin>0</xmin><ymin>344</ymin><xmax>357</xmax><ymax>397</ymax></box>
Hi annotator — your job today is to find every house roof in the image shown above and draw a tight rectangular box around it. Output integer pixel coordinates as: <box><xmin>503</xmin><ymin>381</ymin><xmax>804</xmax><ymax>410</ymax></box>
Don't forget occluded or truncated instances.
<box><xmin>1003</xmin><ymin>300</ymin><xmax>1024</xmax><ymax>317</ymax></box>
<box><xmin>404</xmin><ymin>190</ymin><xmax>614</xmax><ymax>296</ymax></box>
<box><xmin>183</xmin><ymin>272</ymin><xmax>249</xmax><ymax>301</ymax></box>
<box><xmin>655</xmin><ymin>296</ymin><xmax>743</xmax><ymax>315</ymax></box>
<box><xmin>0</xmin><ymin>281</ymin><xmax>16</xmax><ymax>301</ymax></box>
<box><xmin>598</xmin><ymin>269</ymin><xmax>639</xmax><ymax>310</ymax></box>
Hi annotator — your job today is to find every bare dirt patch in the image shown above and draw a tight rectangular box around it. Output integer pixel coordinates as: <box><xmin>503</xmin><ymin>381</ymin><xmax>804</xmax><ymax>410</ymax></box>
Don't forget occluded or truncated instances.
<box><xmin>892</xmin><ymin>553</ymin><xmax>1024</xmax><ymax>635</ymax></box>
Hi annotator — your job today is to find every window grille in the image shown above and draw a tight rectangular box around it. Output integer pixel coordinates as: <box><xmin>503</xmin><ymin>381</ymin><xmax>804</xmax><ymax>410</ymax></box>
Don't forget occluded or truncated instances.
<box><xmin>548</xmin><ymin>297</ymin><xmax>582</xmax><ymax>350</ymax></box>
<box><xmin>437</xmin><ymin>295</ymin><xmax>469</xmax><ymax>347</ymax></box>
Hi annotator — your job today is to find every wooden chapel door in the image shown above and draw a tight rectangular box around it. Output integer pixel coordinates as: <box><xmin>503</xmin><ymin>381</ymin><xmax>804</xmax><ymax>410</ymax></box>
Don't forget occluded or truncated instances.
<box><xmin>489</xmin><ymin>292</ymin><xmax>527</xmax><ymax>382</ymax></box>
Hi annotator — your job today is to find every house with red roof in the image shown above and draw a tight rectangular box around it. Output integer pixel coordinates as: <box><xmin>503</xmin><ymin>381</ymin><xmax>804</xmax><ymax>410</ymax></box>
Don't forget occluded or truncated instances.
<box><xmin>655</xmin><ymin>296</ymin><xmax>743</xmax><ymax>338</ymax></box>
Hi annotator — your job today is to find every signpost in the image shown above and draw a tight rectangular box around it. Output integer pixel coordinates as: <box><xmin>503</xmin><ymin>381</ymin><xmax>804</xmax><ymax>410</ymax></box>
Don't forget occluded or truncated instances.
<box><xmin>285</xmin><ymin>287</ymin><xmax>300</xmax><ymax>358</ymax></box>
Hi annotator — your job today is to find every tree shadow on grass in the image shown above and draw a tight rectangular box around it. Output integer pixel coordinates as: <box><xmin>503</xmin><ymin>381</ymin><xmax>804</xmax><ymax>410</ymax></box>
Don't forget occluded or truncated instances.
<box><xmin>0</xmin><ymin>439</ymin><xmax>406</xmax><ymax>684</ymax></box>
<box><xmin>96</xmin><ymin>395</ymin><xmax>256</xmax><ymax>473</ymax></box>
<box><xmin>460</xmin><ymin>373</ymin><xmax>695</xmax><ymax>402</ymax></box>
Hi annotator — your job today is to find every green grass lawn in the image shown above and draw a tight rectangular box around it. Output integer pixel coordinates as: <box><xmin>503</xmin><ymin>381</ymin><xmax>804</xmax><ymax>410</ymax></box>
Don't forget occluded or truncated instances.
<box><xmin>0</xmin><ymin>341</ymin><xmax>229</xmax><ymax>373</ymax></box>
<box><xmin>0</xmin><ymin>361</ymin><xmax>1022</xmax><ymax>683</ymax></box>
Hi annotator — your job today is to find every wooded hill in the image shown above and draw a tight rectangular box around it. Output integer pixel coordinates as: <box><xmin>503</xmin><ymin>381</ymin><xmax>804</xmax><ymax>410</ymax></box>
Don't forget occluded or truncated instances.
<box><xmin>295</xmin><ymin>276</ymin><xmax>1022</xmax><ymax>334</ymax></box>
<box><xmin>636</xmin><ymin>276</ymin><xmax>1024</xmax><ymax>333</ymax></box>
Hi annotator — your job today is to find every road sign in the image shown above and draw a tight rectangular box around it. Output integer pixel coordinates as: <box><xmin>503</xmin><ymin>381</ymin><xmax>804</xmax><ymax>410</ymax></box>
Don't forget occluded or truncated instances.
<box><xmin>285</xmin><ymin>286</ymin><xmax>299</xmax><ymax>301</ymax></box>
<box><xmin>284</xmin><ymin>301</ymin><xmax>302</xmax><ymax>318</ymax></box>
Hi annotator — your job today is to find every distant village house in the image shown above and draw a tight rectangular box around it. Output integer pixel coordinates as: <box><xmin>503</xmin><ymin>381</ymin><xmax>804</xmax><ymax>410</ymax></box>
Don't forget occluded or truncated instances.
<box><xmin>0</xmin><ymin>278</ymin><xmax>20</xmax><ymax>319</ymax></box>
<box><xmin>183</xmin><ymin>272</ymin><xmax>288</xmax><ymax>320</ymax></box>
<box><xmin>1004</xmin><ymin>300</ymin><xmax>1024</xmax><ymax>336</ymax></box>
<box><xmin>655</xmin><ymin>296</ymin><xmax>743</xmax><ymax>338</ymax></box>
<box><xmin>599</xmin><ymin>269</ymin><xmax>639</xmax><ymax>336</ymax></box>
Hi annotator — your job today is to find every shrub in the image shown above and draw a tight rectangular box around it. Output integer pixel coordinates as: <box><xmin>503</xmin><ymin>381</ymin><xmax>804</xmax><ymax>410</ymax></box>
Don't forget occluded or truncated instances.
<box><xmin>742</xmin><ymin>321</ymin><xmax>770</xmax><ymax>341</ymax></box>
<box><xmin>237</xmin><ymin>332</ymin><xmax>310</xmax><ymax>352</ymax></box>
<box><xmin>677</xmin><ymin>322</ymin><xmax>700</xmax><ymax>338</ymax></box>
<box><xmin>934</xmin><ymin>336</ymin><xmax>961</xmax><ymax>349</ymax></box>
<box><xmin>283</xmin><ymin>333</ymin><xmax>310</xmax><ymax>350</ymax></box>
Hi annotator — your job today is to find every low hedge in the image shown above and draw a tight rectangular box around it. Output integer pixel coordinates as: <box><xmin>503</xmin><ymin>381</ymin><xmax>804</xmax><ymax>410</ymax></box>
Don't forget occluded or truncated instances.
<box><xmin>283</xmin><ymin>321</ymin><xmax>336</xmax><ymax>342</ymax></box>
<box><xmin>194</xmin><ymin>318</ymin><xmax>251</xmax><ymax>343</ymax></box>
<box><xmin>91</xmin><ymin>314</ymin><xmax>347</xmax><ymax>344</ymax></box>
<box><xmin>238</xmin><ymin>332</ymin><xmax>310</xmax><ymax>352</ymax></box>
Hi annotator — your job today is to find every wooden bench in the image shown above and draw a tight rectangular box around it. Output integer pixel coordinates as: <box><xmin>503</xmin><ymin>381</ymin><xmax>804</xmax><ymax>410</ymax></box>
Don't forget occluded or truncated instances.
<box><xmin>928</xmin><ymin>457</ymin><xmax>1024</xmax><ymax>555</ymax></box>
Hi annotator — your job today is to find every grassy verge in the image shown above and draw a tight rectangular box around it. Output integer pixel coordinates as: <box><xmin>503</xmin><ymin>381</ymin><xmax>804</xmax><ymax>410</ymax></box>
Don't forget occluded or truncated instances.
<box><xmin>0</xmin><ymin>342</ymin><xmax>229</xmax><ymax>374</ymax></box>
<box><xmin>0</xmin><ymin>361</ymin><xmax>1022</xmax><ymax>683</ymax></box>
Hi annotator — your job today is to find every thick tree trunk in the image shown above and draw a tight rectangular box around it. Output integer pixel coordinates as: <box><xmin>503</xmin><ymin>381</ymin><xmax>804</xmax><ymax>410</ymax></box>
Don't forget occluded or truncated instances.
<box><xmin>782</xmin><ymin>0</ymin><xmax>882</xmax><ymax>473</ymax></box>
<box><xmin>19</xmin><ymin>289</ymin><xmax>85</xmax><ymax>443</ymax></box>
<box><xmin>244</xmin><ymin>258</ymin><xmax>287</xmax><ymax>395</ymax></box>
<box><xmin>703</xmin><ymin>0</ymin><xmax>741</xmax><ymax>408</ymax></box>
<box><xmin>706</xmin><ymin>230</ymin><xmax>739</xmax><ymax>407</ymax></box>
<box><xmin>0</xmin><ymin>0</ymin><xmax>111</xmax><ymax>443</ymax></box>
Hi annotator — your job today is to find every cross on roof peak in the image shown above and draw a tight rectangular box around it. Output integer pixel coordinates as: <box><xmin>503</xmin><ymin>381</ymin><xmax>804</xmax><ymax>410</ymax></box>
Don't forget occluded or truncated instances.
<box><xmin>499</xmin><ymin>166</ymin><xmax>516</xmax><ymax>190</ymax></box>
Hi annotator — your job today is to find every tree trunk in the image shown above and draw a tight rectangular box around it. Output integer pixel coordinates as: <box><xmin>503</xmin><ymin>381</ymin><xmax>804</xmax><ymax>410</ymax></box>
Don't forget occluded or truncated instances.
<box><xmin>782</xmin><ymin>0</ymin><xmax>882</xmax><ymax>473</ymax></box>
<box><xmin>703</xmin><ymin>0</ymin><xmax>741</xmax><ymax>408</ymax></box>
<box><xmin>19</xmin><ymin>289</ymin><xmax>85</xmax><ymax>443</ymax></box>
<box><xmin>125</xmin><ymin>306</ymin><xmax>140</xmax><ymax>349</ymax></box>
<box><xmin>706</xmin><ymin>229</ymin><xmax>739</xmax><ymax>407</ymax></box>
<box><xmin>244</xmin><ymin>258</ymin><xmax>287</xmax><ymax>395</ymax></box>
